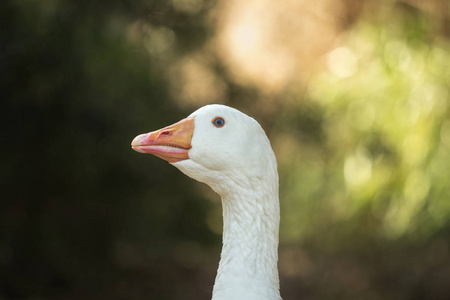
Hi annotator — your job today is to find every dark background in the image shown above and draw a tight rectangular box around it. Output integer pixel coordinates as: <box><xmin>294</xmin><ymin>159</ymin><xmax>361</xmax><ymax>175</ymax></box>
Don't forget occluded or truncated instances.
<box><xmin>2</xmin><ymin>0</ymin><xmax>450</xmax><ymax>299</ymax></box>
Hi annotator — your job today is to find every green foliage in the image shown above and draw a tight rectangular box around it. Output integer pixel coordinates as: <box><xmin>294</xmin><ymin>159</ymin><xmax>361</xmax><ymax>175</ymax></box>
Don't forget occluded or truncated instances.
<box><xmin>297</xmin><ymin>8</ymin><xmax>450</xmax><ymax>241</ymax></box>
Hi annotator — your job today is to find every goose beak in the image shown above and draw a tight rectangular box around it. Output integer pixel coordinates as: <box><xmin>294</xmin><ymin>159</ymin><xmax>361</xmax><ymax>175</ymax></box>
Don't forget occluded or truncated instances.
<box><xmin>131</xmin><ymin>117</ymin><xmax>195</xmax><ymax>163</ymax></box>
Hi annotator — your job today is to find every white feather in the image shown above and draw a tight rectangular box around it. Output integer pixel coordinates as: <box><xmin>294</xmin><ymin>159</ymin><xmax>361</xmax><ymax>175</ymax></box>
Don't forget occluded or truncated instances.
<box><xmin>173</xmin><ymin>105</ymin><xmax>281</xmax><ymax>300</ymax></box>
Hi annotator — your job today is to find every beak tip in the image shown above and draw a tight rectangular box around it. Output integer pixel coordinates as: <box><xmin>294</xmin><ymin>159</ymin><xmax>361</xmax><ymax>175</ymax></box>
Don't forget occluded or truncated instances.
<box><xmin>131</xmin><ymin>146</ymin><xmax>146</xmax><ymax>154</ymax></box>
<box><xmin>131</xmin><ymin>133</ymin><xmax>147</xmax><ymax>147</ymax></box>
<box><xmin>131</xmin><ymin>133</ymin><xmax>149</xmax><ymax>153</ymax></box>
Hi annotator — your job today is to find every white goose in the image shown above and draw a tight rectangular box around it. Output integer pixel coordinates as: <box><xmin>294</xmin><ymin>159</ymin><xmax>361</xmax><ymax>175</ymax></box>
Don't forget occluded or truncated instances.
<box><xmin>131</xmin><ymin>104</ymin><xmax>281</xmax><ymax>300</ymax></box>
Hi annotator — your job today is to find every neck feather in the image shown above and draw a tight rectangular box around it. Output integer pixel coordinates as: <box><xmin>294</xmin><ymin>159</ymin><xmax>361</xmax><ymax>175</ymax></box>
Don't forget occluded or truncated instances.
<box><xmin>212</xmin><ymin>168</ymin><xmax>281</xmax><ymax>300</ymax></box>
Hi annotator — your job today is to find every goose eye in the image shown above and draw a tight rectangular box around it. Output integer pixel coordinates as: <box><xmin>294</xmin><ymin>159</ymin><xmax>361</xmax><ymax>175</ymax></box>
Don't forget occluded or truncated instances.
<box><xmin>212</xmin><ymin>117</ymin><xmax>225</xmax><ymax>128</ymax></box>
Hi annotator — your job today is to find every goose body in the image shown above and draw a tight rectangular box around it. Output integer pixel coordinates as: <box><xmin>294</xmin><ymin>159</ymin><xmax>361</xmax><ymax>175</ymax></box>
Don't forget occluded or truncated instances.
<box><xmin>132</xmin><ymin>104</ymin><xmax>281</xmax><ymax>300</ymax></box>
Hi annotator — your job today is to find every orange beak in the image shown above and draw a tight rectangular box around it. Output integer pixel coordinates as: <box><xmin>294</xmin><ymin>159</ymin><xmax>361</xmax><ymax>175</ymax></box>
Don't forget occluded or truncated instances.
<box><xmin>131</xmin><ymin>117</ymin><xmax>195</xmax><ymax>163</ymax></box>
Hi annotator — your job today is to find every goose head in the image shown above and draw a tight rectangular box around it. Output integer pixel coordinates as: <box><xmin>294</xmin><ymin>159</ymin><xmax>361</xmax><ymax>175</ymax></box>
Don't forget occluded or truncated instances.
<box><xmin>132</xmin><ymin>104</ymin><xmax>275</xmax><ymax>195</ymax></box>
<box><xmin>131</xmin><ymin>104</ymin><xmax>281</xmax><ymax>300</ymax></box>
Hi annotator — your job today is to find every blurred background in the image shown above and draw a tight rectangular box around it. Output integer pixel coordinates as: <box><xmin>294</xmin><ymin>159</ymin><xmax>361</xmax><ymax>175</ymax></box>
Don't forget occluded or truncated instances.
<box><xmin>1</xmin><ymin>0</ymin><xmax>450</xmax><ymax>299</ymax></box>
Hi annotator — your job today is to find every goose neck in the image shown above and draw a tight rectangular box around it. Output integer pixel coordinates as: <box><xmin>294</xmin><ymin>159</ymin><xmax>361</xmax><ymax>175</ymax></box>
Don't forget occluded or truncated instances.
<box><xmin>212</xmin><ymin>178</ymin><xmax>281</xmax><ymax>300</ymax></box>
